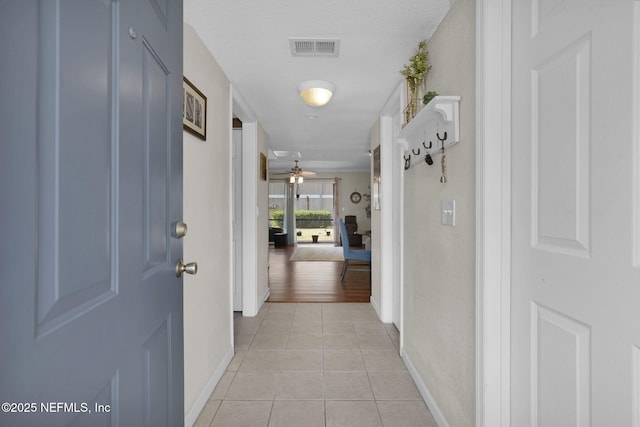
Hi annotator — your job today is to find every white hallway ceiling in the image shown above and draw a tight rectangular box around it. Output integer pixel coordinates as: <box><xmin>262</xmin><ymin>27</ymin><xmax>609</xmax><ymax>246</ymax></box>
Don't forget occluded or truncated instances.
<box><xmin>184</xmin><ymin>0</ymin><xmax>451</xmax><ymax>173</ymax></box>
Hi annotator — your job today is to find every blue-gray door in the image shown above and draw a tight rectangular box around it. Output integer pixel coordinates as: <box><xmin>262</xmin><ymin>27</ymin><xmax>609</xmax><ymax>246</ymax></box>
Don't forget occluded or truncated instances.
<box><xmin>0</xmin><ymin>1</ymin><xmax>184</xmax><ymax>426</ymax></box>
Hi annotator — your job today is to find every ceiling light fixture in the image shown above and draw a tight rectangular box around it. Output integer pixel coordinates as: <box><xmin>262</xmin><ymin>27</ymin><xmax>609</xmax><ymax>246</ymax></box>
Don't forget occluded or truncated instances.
<box><xmin>298</xmin><ymin>80</ymin><xmax>335</xmax><ymax>107</ymax></box>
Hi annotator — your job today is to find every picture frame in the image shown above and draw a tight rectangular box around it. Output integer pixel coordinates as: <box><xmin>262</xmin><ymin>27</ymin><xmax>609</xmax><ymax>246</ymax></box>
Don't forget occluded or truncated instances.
<box><xmin>373</xmin><ymin>145</ymin><xmax>381</xmax><ymax>210</ymax></box>
<box><xmin>183</xmin><ymin>77</ymin><xmax>207</xmax><ymax>140</ymax></box>
<box><xmin>260</xmin><ymin>153</ymin><xmax>267</xmax><ymax>181</ymax></box>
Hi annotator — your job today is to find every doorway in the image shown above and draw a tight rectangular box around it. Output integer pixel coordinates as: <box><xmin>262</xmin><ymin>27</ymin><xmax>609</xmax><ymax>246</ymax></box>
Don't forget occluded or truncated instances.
<box><xmin>269</xmin><ymin>179</ymin><xmax>337</xmax><ymax>245</ymax></box>
<box><xmin>294</xmin><ymin>180</ymin><xmax>335</xmax><ymax>244</ymax></box>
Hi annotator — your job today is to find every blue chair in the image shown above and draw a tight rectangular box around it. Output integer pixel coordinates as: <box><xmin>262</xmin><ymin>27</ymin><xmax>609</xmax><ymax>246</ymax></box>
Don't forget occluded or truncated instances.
<box><xmin>338</xmin><ymin>218</ymin><xmax>372</xmax><ymax>281</ymax></box>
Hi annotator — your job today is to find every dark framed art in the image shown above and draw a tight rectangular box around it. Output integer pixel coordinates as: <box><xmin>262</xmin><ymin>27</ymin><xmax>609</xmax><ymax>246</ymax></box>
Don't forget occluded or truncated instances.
<box><xmin>260</xmin><ymin>153</ymin><xmax>267</xmax><ymax>181</ymax></box>
<box><xmin>183</xmin><ymin>77</ymin><xmax>207</xmax><ymax>140</ymax></box>
<box><xmin>373</xmin><ymin>145</ymin><xmax>381</xmax><ymax>210</ymax></box>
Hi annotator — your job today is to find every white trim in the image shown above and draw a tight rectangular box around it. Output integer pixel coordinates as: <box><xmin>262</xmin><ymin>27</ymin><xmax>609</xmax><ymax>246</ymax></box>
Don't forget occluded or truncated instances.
<box><xmin>633</xmin><ymin>345</ymin><xmax>640</xmax><ymax>427</ymax></box>
<box><xmin>228</xmin><ymin>83</ymin><xmax>236</xmax><ymax>349</ymax></box>
<box><xmin>261</xmin><ymin>287</ymin><xmax>270</xmax><ymax>307</ymax></box>
<box><xmin>184</xmin><ymin>347</ymin><xmax>234</xmax><ymax>427</ymax></box>
<box><xmin>370</xmin><ymin>295</ymin><xmax>382</xmax><ymax>321</ymax></box>
<box><xmin>241</xmin><ymin>122</ymin><xmax>259</xmax><ymax>316</ymax></box>
<box><xmin>231</xmin><ymin>85</ymin><xmax>261</xmax><ymax>317</ymax></box>
<box><xmin>379</xmin><ymin>83</ymin><xmax>403</xmax><ymax>326</ymax></box>
<box><xmin>397</xmin><ymin>138</ymin><xmax>407</xmax><ymax>353</ymax></box>
<box><xmin>379</xmin><ymin>115</ymin><xmax>394</xmax><ymax>323</ymax></box>
<box><xmin>633</xmin><ymin>0</ymin><xmax>640</xmax><ymax>268</ymax></box>
<box><xmin>402</xmin><ymin>349</ymin><xmax>451</xmax><ymax>427</ymax></box>
<box><xmin>392</xmin><ymin>119</ymin><xmax>404</xmax><ymax>336</ymax></box>
<box><xmin>476</xmin><ymin>0</ymin><xmax>512</xmax><ymax>426</ymax></box>
<box><xmin>231</xmin><ymin>128</ymin><xmax>244</xmax><ymax>311</ymax></box>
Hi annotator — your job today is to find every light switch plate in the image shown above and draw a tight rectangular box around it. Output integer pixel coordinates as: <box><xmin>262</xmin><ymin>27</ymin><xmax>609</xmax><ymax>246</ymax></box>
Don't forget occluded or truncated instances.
<box><xmin>442</xmin><ymin>199</ymin><xmax>455</xmax><ymax>226</ymax></box>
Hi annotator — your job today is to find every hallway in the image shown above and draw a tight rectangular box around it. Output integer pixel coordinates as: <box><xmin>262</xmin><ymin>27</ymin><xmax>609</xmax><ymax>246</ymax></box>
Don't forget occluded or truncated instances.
<box><xmin>193</xmin><ymin>302</ymin><xmax>437</xmax><ymax>426</ymax></box>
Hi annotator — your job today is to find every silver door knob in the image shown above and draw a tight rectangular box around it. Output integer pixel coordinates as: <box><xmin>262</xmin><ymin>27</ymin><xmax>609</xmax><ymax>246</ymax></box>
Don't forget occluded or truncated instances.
<box><xmin>171</xmin><ymin>221</ymin><xmax>188</xmax><ymax>238</ymax></box>
<box><xmin>176</xmin><ymin>260</ymin><xmax>198</xmax><ymax>277</ymax></box>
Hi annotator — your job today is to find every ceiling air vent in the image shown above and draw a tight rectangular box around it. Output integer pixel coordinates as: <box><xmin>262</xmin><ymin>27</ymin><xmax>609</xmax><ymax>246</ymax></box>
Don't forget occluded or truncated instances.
<box><xmin>290</xmin><ymin>39</ymin><xmax>340</xmax><ymax>57</ymax></box>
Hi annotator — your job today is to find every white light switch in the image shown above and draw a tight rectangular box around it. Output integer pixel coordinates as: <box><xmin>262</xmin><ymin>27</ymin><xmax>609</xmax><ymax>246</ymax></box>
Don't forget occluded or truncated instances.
<box><xmin>442</xmin><ymin>199</ymin><xmax>455</xmax><ymax>226</ymax></box>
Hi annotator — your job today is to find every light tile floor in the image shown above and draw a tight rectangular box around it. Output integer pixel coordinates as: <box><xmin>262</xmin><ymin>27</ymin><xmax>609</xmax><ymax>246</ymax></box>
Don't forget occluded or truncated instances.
<box><xmin>194</xmin><ymin>302</ymin><xmax>438</xmax><ymax>427</ymax></box>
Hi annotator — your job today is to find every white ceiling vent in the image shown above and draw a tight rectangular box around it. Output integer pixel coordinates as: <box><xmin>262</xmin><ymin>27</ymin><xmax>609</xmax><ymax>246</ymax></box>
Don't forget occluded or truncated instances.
<box><xmin>290</xmin><ymin>39</ymin><xmax>340</xmax><ymax>57</ymax></box>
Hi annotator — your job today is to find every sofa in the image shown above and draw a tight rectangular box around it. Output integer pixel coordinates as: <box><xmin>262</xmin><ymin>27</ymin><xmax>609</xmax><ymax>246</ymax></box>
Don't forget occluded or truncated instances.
<box><xmin>269</xmin><ymin>227</ymin><xmax>284</xmax><ymax>243</ymax></box>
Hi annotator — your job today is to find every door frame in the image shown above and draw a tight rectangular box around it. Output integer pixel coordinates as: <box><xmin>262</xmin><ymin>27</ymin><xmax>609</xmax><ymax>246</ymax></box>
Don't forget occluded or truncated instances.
<box><xmin>232</xmin><ymin>127</ymin><xmax>243</xmax><ymax>312</ymax></box>
<box><xmin>232</xmin><ymin>86</ymin><xmax>262</xmax><ymax>317</ymax></box>
<box><xmin>378</xmin><ymin>83</ymin><xmax>404</xmax><ymax>328</ymax></box>
<box><xmin>475</xmin><ymin>0</ymin><xmax>512</xmax><ymax>426</ymax></box>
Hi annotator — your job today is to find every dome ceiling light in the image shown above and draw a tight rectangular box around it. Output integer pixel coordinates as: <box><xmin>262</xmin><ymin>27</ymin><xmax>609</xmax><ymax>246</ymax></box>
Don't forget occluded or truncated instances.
<box><xmin>297</xmin><ymin>80</ymin><xmax>335</xmax><ymax>107</ymax></box>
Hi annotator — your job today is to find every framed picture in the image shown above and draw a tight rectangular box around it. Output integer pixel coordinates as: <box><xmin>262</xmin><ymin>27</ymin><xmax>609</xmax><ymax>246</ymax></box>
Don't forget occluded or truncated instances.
<box><xmin>183</xmin><ymin>77</ymin><xmax>207</xmax><ymax>140</ymax></box>
<box><xmin>373</xmin><ymin>145</ymin><xmax>381</xmax><ymax>210</ymax></box>
<box><xmin>260</xmin><ymin>153</ymin><xmax>267</xmax><ymax>181</ymax></box>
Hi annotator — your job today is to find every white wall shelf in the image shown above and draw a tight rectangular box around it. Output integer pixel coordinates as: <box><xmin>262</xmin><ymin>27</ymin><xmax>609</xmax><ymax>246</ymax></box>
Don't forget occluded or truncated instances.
<box><xmin>397</xmin><ymin>96</ymin><xmax>461</xmax><ymax>168</ymax></box>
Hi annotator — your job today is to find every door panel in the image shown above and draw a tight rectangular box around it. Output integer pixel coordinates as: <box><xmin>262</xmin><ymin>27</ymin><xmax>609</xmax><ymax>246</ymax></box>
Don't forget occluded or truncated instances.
<box><xmin>531</xmin><ymin>35</ymin><xmax>591</xmax><ymax>257</ymax></box>
<box><xmin>0</xmin><ymin>0</ymin><xmax>184</xmax><ymax>425</ymax></box>
<box><xmin>142</xmin><ymin>40</ymin><xmax>170</xmax><ymax>273</ymax></box>
<box><xmin>68</xmin><ymin>376</ymin><xmax>117</xmax><ymax>427</ymax></box>
<box><xmin>37</xmin><ymin>0</ymin><xmax>116</xmax><ymax>336</ymax></box>
<box><xmin>57</xmin><ymin>0</ymin><xmax>113</xmax><ymax>299</ymax></box>
<box><xmin>531</xmin><ymin>303</ymin><xmax>590</xmax><ymax>426</ymax></box>
<box><xmin>144</xmin><ymin>318</ymin><xmax>172</xmax><ymax>427</ymax></box>
<box><xmin>511</xmin><ymin>1</ymin><xmax>639</xmax><ymax>426</ymax></box>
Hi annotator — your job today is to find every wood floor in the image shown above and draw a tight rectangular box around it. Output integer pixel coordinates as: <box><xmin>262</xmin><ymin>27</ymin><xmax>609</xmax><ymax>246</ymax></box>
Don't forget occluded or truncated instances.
<box><xmin>267</xmin><ymin>244</ymin><xmax>371</xmax><ymax>303</ymax></box>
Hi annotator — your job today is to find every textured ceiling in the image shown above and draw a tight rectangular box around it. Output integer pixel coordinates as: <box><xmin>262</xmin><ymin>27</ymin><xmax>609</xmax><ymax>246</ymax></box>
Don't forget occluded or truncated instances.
<box><xmin>184</xmin><ymin>0</ymin><xmax>451</xmax><ymax>173</ymax></box>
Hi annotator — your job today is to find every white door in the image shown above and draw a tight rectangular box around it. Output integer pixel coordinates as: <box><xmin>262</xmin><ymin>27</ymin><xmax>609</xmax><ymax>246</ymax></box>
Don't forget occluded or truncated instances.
<box><xmin>511</xmin><ymin>1</ymin><xmax>640</xmax><ymax>426</ymax></box>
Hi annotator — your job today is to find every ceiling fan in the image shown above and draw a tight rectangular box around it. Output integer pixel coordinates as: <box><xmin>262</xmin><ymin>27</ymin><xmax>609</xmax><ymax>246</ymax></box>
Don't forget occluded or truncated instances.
<box><xmin>271</xmin><ymin>160</ymin><xmax>316</xmax><ymax>183</ymax></box>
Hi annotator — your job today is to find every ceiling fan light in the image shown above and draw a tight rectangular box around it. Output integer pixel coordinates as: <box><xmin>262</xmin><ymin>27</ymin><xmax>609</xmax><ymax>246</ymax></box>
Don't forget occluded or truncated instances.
<box><xmin>289</xmin><ymin>175</ymin><xmax>295</xmax><ymax>183</ymax></box>
<box><xmin>298</xmin><ymin>176</ymin><xmax>303</xmax><ymax>184</ymax></box>
<box><xmin>298</xmin><ymin>80</ymin><xmax>335</xmax><ymax>107</ymax></box>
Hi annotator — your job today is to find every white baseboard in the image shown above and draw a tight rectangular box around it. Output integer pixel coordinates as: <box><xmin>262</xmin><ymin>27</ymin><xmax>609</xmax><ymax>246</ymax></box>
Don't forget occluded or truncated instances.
<box><xmin>184</xmin><ymin>346</ymin><xmax>234</xmax><ymax>427</ymax></box>
<box><xmin>257</xmin><ymin>288</ymin><xmax>271</xmax><ymax>313</ymax></box>
<box><xmin>370</xmin><ymin>295</ymin><xmax>382</xmax><ymax>320</ymax></box>
<box><xmin>401</xmin><ymin>349</ymin><xmax>450</xmax><ymax>427</ymax></box>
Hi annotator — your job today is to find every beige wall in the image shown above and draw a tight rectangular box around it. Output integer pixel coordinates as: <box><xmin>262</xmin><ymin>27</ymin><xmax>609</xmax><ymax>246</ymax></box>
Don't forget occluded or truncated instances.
<box><xmin>337</xmin><ymin>172</ymin><xmax>372</xmax><ymax>231</ymax></box>
<box><xmin>309</xmin><ymin>171</ymin><xmax>371</xmax><ymax>231</ymax></box>
<box><xmin>182</xmin><ymin>24</ymin><xmax>233</xmax><ymax>421</ymax></box>
<box><xmin>401</xmin><ymin>0</ymin><xmax>476</xmax><ymax>426</ymax></box>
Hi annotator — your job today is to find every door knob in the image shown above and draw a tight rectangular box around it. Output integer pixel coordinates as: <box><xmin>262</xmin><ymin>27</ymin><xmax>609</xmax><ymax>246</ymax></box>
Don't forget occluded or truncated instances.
<box><xmin>176</xmin><ymin>259</ymin><xmax>198</xmax><ymax>277</ymax></box>
<box><xmin>171</xmin><ymin>221</ymin><xmax>188</xmax><ymax>238</ymax></box>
